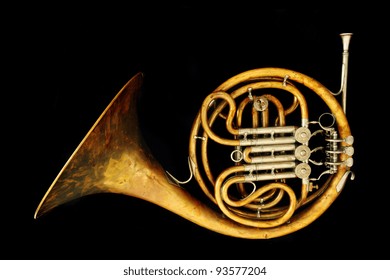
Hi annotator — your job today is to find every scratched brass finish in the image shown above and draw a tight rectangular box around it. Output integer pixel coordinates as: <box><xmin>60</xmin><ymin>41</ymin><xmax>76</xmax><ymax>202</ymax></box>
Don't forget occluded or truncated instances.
<box><xmin>35</xmin><ymin>33</ymin><xmax>354</xmax><ymax>239</ymax></box>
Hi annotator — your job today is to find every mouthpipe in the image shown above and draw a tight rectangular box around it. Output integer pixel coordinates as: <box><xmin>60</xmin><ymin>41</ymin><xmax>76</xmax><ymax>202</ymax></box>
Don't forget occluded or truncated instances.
<box><xmin>336</xmin><ymin>33</ymin><xmax>353</xmax><ymax>114</ymax></box>
<box><xmin>342</xmin><ymin>33</ymin><xmax>352</xmax><ymax>114</ymax></box>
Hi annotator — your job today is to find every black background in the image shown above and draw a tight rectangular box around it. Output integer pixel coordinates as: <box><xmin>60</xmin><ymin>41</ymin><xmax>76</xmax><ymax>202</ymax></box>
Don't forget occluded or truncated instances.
<box><xmin>4</xmin><ymin>4</ymin><xmax>389</xmax><ymax>260</ymax></box>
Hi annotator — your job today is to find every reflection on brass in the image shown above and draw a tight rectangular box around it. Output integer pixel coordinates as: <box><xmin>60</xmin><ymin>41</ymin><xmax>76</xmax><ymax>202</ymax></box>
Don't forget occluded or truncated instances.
<box><xmin>35</xmin><ymin>33</ymin><xmax>354</xmax><ymax>239</ymax></box>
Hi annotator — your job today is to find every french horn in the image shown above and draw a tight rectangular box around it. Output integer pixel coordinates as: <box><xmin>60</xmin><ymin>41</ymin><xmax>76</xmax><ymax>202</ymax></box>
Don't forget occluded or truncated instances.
<box><xmin>34</xmin><ymin>33</ymin><xmax>355</xmax><ymax>239</ymax></box>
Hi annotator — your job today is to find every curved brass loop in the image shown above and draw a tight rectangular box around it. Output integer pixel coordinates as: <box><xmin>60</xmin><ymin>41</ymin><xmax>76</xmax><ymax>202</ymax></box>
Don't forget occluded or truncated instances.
<box><xmin>34</xmin><ymin>33</ymin><xmax>354</xmax><ymax>240</ymax></box>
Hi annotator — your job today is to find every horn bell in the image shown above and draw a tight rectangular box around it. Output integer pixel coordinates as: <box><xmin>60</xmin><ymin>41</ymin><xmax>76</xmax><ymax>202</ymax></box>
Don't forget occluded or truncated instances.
<box><xmin>34</xmin><ymin>72</ymin><xmax>272</xmax><ymax>239</ymax></box>
<box><xmin>35</xmin><ymin>33</ymin><xmax>355</xmax><ymax>239</ymax></box>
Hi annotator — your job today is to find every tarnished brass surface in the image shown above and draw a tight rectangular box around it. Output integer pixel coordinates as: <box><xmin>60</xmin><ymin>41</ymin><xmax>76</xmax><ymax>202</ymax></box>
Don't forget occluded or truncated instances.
<box><xmin>35</xmin><ymin>34</ymin><xmax>354</xmax><ymax>239</ymax></box>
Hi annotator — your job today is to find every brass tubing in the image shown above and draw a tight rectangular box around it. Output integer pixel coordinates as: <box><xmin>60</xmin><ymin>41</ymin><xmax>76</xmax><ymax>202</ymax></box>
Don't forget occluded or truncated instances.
<box><xmin>228</xmin><ymin>80</ymin><xmax>308</xmax><ymax>123</ymax></box>
<box><xmin>36</xmin><ymin>34</ymin><xmax>354</xmax><ymax>240</ymax></box>
<box><xmin>188</xmin><ymin>67</ymin><xmax>352</xmax><ymax>237</ymax></box>
<box><xmin>215</xmin><ymin>68</ymin><xmax>349</xmax><ymax>134</ymax></box>
<box><xmin>200</xmin><ymin>91</ymin><xmax>240</xmax><ymax>146</ymax></box>
<box><xmin>216</xmin><ymin>171</ymin><xmax>297</xmax><ymax>228</ymax></box>
<box><xmin>199</xmin><ymin>79</ymin><xmax>310</xmax><ymax>148</ymax></box>
<box><xmin>261</xmin><ymin>94</ymin><xmax>286</xmax><ymax>126</ymax></box>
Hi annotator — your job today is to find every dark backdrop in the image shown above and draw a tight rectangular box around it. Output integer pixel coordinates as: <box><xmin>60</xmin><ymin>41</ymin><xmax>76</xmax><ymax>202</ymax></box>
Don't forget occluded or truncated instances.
<box><xmin>5</xmin><ymin>4</ymin><xmax>388</xmax><ymax>260</ymax></box>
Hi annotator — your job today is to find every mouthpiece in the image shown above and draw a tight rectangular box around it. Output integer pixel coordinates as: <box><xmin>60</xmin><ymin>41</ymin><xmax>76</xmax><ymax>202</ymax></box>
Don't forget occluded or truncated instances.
<box><xmin>340</xmin><ymin>33</ymin><xmax>353</xmax><ymax>52</ymax></box>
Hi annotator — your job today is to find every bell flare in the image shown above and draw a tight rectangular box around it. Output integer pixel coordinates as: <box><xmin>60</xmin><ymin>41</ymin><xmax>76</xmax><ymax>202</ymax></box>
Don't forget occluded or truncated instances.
<box><xmin>33</xmin><ymin>71</ymin><xmax>322</xmax><ymax>239</ymax></box>
<box><xmin>34</xmin><ymin>72</ymin><xmax>147</xmax><ymax>219</ymax></box>
<box><xmin>34</xmin><ymin>33</ymin><xmax>355</xmax><ymax>239</ymax></box>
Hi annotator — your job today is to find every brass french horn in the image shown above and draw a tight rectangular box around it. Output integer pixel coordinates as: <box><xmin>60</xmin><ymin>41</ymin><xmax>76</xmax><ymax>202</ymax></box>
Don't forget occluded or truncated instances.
<box><xmin>34</xmin><ymin>33</ymin><xmax>355</xmax><ymax>239</ymax></box>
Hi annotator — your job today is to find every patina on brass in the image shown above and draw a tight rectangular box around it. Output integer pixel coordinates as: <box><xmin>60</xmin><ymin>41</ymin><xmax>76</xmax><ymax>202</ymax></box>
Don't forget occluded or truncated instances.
<box><xmin>35</xmin><ymin>33</ymin><xmax>354</xmax><ymax>239</ymax></box>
